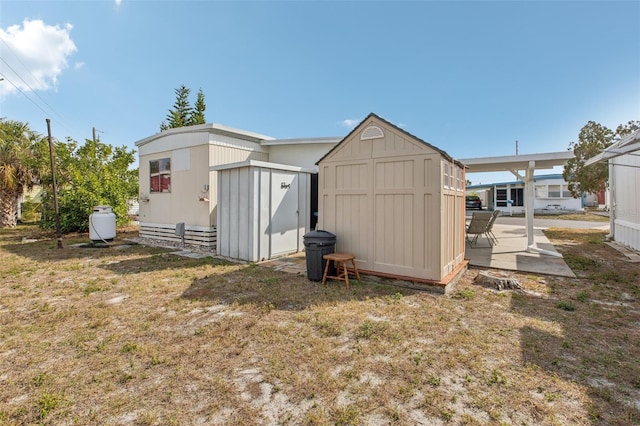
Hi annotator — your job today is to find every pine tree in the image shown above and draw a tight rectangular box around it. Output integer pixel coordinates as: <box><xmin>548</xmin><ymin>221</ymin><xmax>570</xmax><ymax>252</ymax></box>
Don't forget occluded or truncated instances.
<box><xmin>189</xmin><ymin>88</ymin><xmax>206</xmax><ymax>126</ymax></box>
<box><xmin>160</xmin><ymin>85</ymin><xmax>207</xmax><ymax>131</ymax></box>
<box><xmin>160</xmin><ymin>85</ymin><xmax>193</xmax><ymax>131</ymax></box>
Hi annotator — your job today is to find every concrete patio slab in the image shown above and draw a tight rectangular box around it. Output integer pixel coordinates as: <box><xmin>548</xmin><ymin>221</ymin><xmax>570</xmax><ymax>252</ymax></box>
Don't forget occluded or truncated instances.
<box><xmin>260</xmin><ymin>222</ymin><xmax>579</xmax><ymax>280</ymax></box>
<box><xmin>465</xmin><ymin>223</ymin><xmax>576</xmax><ymax>277</ymax></box>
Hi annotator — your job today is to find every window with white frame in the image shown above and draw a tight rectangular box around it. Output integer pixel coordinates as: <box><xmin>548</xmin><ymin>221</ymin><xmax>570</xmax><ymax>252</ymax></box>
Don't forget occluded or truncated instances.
<box><xmin>456</xmin><ymin>167</ymin><xmax>463</xmax><ymax>191</ymax></box>
<box><xmin>150</xmin><ymin>158</ymin><xmax>171</xmax><ymax>193</ymax></box>
<box><xmin>535</xmin><ymin>183</ymin><xmax>573</xmax><ymax>199</ymax></box>
<box><xmin>443</xmin><ymin>162</ymin><xmax>451</xmax><ymax>189</ymax></box>
<box><xmin>535</xmin><ymin>185</ymin><xmax>548</xmax><ymax>198</ymax></box>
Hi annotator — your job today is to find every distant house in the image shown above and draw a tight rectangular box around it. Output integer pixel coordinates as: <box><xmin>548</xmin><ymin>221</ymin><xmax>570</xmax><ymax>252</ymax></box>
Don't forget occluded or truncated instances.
<box><xmin>17</xmin><ymin>184</ymin><xmax>43</xmax><ymax>222</ymax></box>
<box><xmin>467</xmin><ymin>174</ymin><xmax>585</xmax><ymax>214</ymax></box>
<box><xmin>134</xmin><ymin>124</ymin><xmax>339</xmax><ymax>252</ymax></box>
<box><xmin>585</xmin><ymin>129</ymin><xmax>640</xmax><ymax>252</ymax></box>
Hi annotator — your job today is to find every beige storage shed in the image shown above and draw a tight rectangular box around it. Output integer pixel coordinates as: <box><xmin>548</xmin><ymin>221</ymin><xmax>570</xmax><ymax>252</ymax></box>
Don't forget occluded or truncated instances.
<box><xmin>317</xmin><ymin>113</ymin><xmax>466</xmax><ymax>290</ymax></box>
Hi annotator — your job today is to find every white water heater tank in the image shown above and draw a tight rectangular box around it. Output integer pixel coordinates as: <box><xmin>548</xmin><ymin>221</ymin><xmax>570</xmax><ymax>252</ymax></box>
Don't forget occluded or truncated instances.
<box><xmin>89</xmin><ymin>205</ymin><xmax>116</xmax><ymax>242</ymax></box>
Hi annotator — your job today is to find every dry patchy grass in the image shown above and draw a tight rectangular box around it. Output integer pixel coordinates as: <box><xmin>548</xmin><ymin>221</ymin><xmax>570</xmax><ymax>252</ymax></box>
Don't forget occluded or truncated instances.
<box><xmin>0</xmin><ymin>225</ymin><xmax>638</xmax><ymax>425</ymax></box>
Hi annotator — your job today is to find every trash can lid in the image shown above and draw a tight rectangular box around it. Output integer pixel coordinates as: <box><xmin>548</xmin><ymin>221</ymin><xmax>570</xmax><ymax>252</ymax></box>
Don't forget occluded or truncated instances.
<box><xmin>303</xmin><ymin>230</ymin><xmax>336</xmax><ymax>240</ymax></box>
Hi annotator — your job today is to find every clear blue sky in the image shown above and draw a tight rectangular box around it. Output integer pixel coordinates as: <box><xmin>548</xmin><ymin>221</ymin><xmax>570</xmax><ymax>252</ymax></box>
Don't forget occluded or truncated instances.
<box><xmin>1</xmin><ymin>1</ymin><xmax>639</xmax><ymax>184</ymax></box>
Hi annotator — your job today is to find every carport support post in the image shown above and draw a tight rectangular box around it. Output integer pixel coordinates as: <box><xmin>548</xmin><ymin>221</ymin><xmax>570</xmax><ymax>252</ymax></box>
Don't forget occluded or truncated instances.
<box><xmin>525</xmin><ymin>160</ymin><xmax>562</xmax><ymax>257</ymax></box>
<box><xmin>525</xmin><ymin>161</ymin><xmax>535</xmax><ymax>247</ymax></box>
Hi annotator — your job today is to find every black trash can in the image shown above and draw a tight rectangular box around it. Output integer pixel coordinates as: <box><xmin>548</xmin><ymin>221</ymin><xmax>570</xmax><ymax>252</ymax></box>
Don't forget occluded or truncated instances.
<box><xmin>303</xmin><ymin>230</ymin><xmax>336</xmax><ymax>281</ymax></box>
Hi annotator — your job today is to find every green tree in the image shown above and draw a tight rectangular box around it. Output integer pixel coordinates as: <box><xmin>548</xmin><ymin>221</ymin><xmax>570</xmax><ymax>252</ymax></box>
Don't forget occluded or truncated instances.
<box><xmin>40</xmin><ymin>138</ymin><xmax>138</xmax><ymax>233</ymax></box>
<box><xmin>563</xmin><ymin>120</ymin><xmax>639</xmax><ymax>197</ymax></box>
<box><xmin>190</xmin><ymin>88</ymin><xmax>206</xmax><ymax>126</ymax></box>
<box><xmin>160</xmin><ymin>85</ymin><xmax>207</xmax><ymax>131</ymax></box>
<box><xmin>0</xmin><ymin>119</ymin><xmax>41</xmax><ymax>228</ymax></box>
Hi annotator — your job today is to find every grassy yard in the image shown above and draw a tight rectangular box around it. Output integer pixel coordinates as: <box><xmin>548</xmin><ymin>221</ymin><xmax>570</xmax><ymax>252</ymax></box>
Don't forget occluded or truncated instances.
<box><xmin>0</xmin><ymin>225</ymin><xmax>638</xmax><ymax>425</ymax></box>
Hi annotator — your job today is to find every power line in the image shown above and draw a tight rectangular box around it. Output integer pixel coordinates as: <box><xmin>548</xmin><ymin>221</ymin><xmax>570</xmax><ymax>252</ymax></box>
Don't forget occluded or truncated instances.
<box><xmin>0</xmin><ymin>55</ymin><xmax>72</xmax><ymax>130</ymax></box>
<box><xmin>0</xmin><ymin>71</ymin><xmax>74</xmax><ymax>137</ymax></box>
<box><xmin>0</xmin><ymin>38</ymin><xmax>49</xmax><ymax>95</ymax></box>
<box><xmin>0</xmin><ymin>72</ymin><xmax>52</xmax><ymax>119</ymax></box>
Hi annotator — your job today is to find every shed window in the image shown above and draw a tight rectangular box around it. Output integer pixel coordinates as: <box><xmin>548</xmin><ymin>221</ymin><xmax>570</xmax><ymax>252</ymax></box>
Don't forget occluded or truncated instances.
<box><xmin>150</xmin><ymin>158</ymin><xmax>171</xmax><ymax>193</ymax></box>
<box><xmin>443</xmin><ymin>162</ymin><xmax>452</xmax><ymax>189</ymax></box>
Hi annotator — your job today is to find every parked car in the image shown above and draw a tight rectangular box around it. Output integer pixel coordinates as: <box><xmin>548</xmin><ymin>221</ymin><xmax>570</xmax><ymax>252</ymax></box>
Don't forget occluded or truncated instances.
<box><xmin>466</xmin><ymin>195</ymin><xmax>482</xmax><ymax>210</ymax></box>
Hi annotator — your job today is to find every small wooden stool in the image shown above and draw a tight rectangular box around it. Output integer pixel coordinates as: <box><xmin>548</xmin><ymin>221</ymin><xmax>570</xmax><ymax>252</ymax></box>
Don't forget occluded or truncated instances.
<box><xmin>321</xmin><ymin>252</ymin><xmax>360</xmax><ymax>288</ymax></box>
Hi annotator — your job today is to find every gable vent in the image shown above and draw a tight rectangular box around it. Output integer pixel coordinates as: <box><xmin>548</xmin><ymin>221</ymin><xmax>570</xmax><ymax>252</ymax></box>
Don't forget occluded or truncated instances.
<box><xmin>360</xmin><ymin>125</ymin><xmax>384</xmax><ymax>140</ymax></box>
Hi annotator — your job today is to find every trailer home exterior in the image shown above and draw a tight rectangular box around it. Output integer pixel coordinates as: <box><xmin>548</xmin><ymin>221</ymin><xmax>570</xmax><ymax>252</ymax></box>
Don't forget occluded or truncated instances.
<box><xmin>135</xmin><ymin>124</ymin><xmax>272</xmax><ymax>246</ymax></box>
<box><xmin>591</xmin><ymin>129</ymin><xmax>640</xmax><ymax>252</ymax></box>
<box><xmin>135</xmin><ymin>124</ymin><xmax>339</xmax><ymax>254</ymax></box>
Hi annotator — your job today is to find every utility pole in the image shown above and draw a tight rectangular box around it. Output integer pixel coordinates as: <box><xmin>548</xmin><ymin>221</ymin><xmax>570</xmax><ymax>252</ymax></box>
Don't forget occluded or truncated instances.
<box><xmin>46</xmin><ymin>119</ymin><xmax>63</xmax><ymax>248</ymax></box>
<box><xmin>93</xmin><ymin>127</ymin><xmax>103</xmax><ymax>142</ymax></box>
<box><xmin>516</xmin><ymin>140</ymin><xmax>519</xmax><ymax>155</ymax></box>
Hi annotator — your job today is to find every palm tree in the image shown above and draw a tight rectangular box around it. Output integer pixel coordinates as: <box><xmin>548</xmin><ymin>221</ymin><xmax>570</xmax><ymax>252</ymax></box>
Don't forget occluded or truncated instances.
<box><xmin>0</xmin><ymin>119</ymin><xmax>40</xmax><ymax>227</ymax></box>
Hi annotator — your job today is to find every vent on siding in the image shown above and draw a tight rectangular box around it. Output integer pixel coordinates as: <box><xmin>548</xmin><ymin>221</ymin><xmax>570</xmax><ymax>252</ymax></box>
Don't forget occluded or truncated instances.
<box><xmin>360</xmin><ymin>125</ymin><xmax>384</xmax><ymax>140</ymax></box>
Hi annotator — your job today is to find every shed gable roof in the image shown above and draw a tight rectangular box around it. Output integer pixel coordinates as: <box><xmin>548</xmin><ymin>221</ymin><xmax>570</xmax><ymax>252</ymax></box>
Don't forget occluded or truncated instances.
<box><xmin>316</xmin><ymin>112</ymin><xmax>462</xmax><ymax>167</ymax></box>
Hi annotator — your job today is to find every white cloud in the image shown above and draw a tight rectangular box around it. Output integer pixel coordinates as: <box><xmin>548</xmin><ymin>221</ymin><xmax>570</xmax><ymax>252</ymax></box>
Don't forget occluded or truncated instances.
<box><xmin>114</xmin><ymin>0</ymin><xmax>123</xmax><ymax>8</ymax></box>
<box><xmin>0</xmin><ymin>19</ymin><xmax>77</xmax><ymax>96</ymax></box>
<box><xmin>340</xmin><ymin>119</ymin><xmax>359</xmax><ymax>128</ymax></box>
<box><xmin>74</xmin><ymin>61</ymin><xmax>85</xmax><ymax>70</ymax></box>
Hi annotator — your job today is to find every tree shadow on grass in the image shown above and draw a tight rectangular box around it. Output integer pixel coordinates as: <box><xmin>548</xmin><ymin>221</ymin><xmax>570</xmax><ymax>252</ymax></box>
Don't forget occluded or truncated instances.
<box><xmin>1</xmin><ymin>231</ymin><xmax>236</xmax><ymax>274</ymax></box>
<box><xmin>511</xmin><ymin>232</ymin><xmax>640</xmax><ymax>425</ymax></box>
<box><xmin>1</xmin><ymin>227</ymin><xmax>420</xmax><ymax>309</ymax></box>
<box><xmin>181</xmin><ymin>262</ymin><xmax>420</xmax><ymax>312</ymax></box>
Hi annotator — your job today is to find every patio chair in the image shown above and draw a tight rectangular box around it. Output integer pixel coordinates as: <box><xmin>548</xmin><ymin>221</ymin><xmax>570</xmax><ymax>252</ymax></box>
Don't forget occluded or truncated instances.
<box><xmin>484</xmin><ymin>210</ymin><xmax>501</xmax><ymax>246</ymax></box>
<box><xmin>466</xmin><ymin>211</ymin><xmax>498</xmax><ymax>247</ymax></box>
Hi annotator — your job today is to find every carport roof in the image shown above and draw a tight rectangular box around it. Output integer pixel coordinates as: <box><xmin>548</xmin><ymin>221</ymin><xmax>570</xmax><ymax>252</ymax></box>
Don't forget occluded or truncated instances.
<box><xmin>584</xmin><ymin>128</ymin><xmax>640</xmax><ymax>166</ymax></box>
<box><xmin>458</xmin><ymin>151</ymin><xmax>574</xmax><ymax>173</ymax></box>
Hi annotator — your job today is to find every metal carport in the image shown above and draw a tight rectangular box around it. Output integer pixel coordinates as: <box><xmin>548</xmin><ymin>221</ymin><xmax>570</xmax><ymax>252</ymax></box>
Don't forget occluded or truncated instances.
<box><xmin>459</xmin><ymin>151</ymin><xmax>575</xmax><ymax>257</ymax></box>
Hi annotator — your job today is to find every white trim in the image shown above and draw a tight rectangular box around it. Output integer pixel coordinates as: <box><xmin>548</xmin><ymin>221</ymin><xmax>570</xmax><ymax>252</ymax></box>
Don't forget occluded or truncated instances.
<box><xmin>260</xmin><ymin>136</ymin><xmax>342</xmax><ymax>146</ymax></box>
<box><xmin>135</xmin><ymin>123</ymin><xmax>273</xmax><ymax>148</ymax></box>
<box><xmin>615</xmin><ymin>219</ymin><xmax>640</xmax><ymax>232</ymax></box>
<box><xmin>210</xmin><ymin>160</ymin><xmax>316</xmax><ymax>174</ymax></box>
<box><xmin>584</xmin><ymin>129</ymin><xmax>640</xmax><ymax>166</ymax></box>
<box><xmin>139</xmin><ymin>222</ymin><xmax>215</xmax><ymax>232</ymax></box>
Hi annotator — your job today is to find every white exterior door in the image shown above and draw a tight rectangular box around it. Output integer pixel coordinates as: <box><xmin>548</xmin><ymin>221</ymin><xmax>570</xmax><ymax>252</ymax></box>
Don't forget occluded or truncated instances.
<box><xmin>269</xmin><ymin>171</ymin><xmax>299</xmax><ymax>256</ymax></box>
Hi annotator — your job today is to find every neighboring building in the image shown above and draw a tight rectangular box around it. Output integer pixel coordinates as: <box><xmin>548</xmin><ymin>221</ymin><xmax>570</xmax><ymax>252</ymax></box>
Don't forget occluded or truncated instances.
<box><xmin>585</xmin><ymin>129</ymin><xmax>640</xmax><ymax>252</ymax></box>
<box><xmin>317</xmin><ymin>113</ymin><xmax>466</xmax><ymax>291</ymax></box>
<box><xmin>17</xmin><ymin>184</ymin><xmax>43</xmax><ymax>222</ymax></box>
<box><xmin>467</xmin><ymin>174</ymin><xmax>585</xmax><ymax>214</ymax></box>
<box><xmin>134</xmin><ymin>124</ymin><xmax>339</xmax><ymax>249</ymax></box>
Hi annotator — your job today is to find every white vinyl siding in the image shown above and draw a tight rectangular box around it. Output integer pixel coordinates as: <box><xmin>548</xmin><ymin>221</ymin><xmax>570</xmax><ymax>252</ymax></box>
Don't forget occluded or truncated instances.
<box><xmin>611</xmin><ymin>150</ymin><xmax>640</xmax><ymax>251</ymax></box>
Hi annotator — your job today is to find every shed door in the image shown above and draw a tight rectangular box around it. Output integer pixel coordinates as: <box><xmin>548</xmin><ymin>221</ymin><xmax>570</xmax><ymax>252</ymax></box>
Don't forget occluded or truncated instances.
<box><xmin>269</xmin><ymin>171</ymin><xmax>299</xmax><ymax>256</ymax></box>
